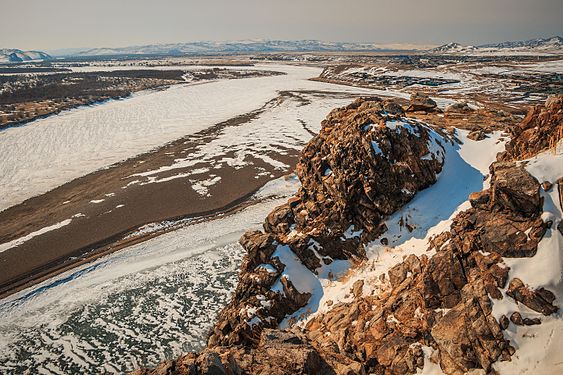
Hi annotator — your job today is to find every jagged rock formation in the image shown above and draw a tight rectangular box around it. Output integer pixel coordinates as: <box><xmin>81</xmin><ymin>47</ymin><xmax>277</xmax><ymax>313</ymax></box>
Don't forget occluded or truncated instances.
<box><xmin>498</xmin><ymin>94</ymin><xmax>563</xmax><ymax>161</ymax></box>
<box><xmin>445</xmin><ymin>102</ymin><xmax>474</xmax><ymax>114</ymax></box>
<box><xmin>134</xmin><ymin>96</ymin><xmax>562</xmax><ymax>375</ymax></box>
<box><xmin>208</xmin><ymin>97</ymin><xmax>450</xmax><ymax>348</ymax></box>
<box><xmin>304</xmin><ymin>160</ymin><xmax>557</xmax><ymax>374</ymax></box>
<box><xmin>133</xmin><ymin>329</ymin><xmax>363</xmax><ymax>375</ymax></box>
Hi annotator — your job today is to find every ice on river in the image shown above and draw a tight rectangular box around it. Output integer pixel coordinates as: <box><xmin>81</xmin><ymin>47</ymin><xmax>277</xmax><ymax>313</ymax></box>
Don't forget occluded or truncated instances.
<box><xmin>0</xmin><ymin>176</ymin><xmax>300</xmax><ymax>374</ymax></box>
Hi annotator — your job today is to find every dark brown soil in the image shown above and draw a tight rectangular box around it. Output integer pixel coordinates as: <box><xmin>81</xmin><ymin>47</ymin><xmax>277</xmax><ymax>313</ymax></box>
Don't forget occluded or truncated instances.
<box><xmin>0</xmin><ymin>101</ymin><xmax>297</xmax><ymax>299</ymax></box>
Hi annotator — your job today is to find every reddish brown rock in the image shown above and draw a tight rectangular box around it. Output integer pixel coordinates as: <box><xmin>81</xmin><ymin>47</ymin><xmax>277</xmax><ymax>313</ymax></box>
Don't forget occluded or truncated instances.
<box><xmin>135</xmin><ymin>96</ymin><xmax>562</xmax><ymax>375</ymax></box>
<box><xmin>489</xmin><ymin>163</ymin><xmax>542</xmax><ymax>217</ymax></box>
<box><xmin>506</xmin><ymin>278</ymin><xmax>559</xmax><ymax>316</ymax></box>
<box><xmin>498</xmin><ymin>94</ymin><xmax>563</xmax><ymax>161</ymax></box>
<box><xmin>542</xmin><ymin>181</ymin><xmax>553</xmax><ymax>192</ymax></box>
<box><xmin>446</xmin><ymin>102</ymin><xmax>474</xmax><ymax>113</ymax></box>
<box><xmin>209</xmin><ymin>97</ymin><xmax>449</xmax><ymax>348</ymax></box>
<box><xmin>469</xmin><ymin>190</ymin><xmax>490</xmax><ymax>209</ymax></box>
<box><xmin>467</xmin><ymin>129</ymin><xmax>488</xmax><ymax>141</ymax></box>
<box><xmin>351</xmin><ymin>279</ymin><xmax>364</xmax><ymax>298</ymax></box>
<box><xmin>422</xmin><ymin>250</ymin><xmax>467</xmax><ymax>308</ymax></box>
<box><xmin>499</xmin><ymin>315</ymin><xmax>510</xmax><ymax>330</ymax></box>
<box><xmin>406</xmin><ymin>92</ymin><xmax>438</xmax><ymax>112</ymax></box>
<box><xmin>383</xmin><ymin>99</ymin><xmax>405</xmax><ymax>115</ymax></box>
<box><xmin>132</xmin><ymin>329</ymin><xmax>363</xmax><ymax>375</ymax></box>
<box><xmin>432</xmin><ymin>281</ymin><xmax>511</xmax><ymax>374</ymax></box>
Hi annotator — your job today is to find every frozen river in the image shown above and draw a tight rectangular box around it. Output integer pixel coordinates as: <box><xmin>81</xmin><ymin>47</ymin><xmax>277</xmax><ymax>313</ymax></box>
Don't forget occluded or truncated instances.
<box><xmin>0</xmin><ymin>177</ymin><xmax>298</xmax><ymax>373</ymax></box>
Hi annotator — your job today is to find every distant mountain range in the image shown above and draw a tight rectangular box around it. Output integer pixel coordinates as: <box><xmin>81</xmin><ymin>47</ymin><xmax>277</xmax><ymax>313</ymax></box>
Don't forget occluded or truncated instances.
<box><xmin>0</xmin><ymin>49</ymin><xmax>52</xmax><ymax>63</ymax></box>
<box><xmin>3</xmin><ymin>36</ymin><xmax>562</xmax><ymax>62</ymax></box>
<box><xmin>72</xmin><ymin>40</ymin><xmax>403</xmax><ymax>57</ymax></box>
<box><xmin>430</xmin><ymin>36</ymin><xmax>562</xmax><ymax>55</ymax></box>
<box><xmin>479</xmin><ymin>36</ymin><xmax>563</xmax><ymax>49</ymax></box>
<box><xmin>72</xmin><ymin>37</ymin><xmax>563</xmax><ymax>57</ymax></box>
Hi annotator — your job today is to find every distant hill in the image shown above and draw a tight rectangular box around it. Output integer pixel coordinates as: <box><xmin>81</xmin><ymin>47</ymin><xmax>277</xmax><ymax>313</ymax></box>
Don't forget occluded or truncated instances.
<box><xmin>479</xmin><ymin>36</ymin><xmax>563</xmax><ymax>50</ymax></box>
<box><xmin>430</xmin><ymin>42</ymin><xmax>478</xmax><ymax>54</ymax></box>
<box><xmin>430</xmin><ymin>36</ymin><xmax>563</xmax><ymax>55</ymax></box>
<box><xmin>0</xmin><ymin>49</ymin><xmax>52</xmax><ymax>63</ymax></box>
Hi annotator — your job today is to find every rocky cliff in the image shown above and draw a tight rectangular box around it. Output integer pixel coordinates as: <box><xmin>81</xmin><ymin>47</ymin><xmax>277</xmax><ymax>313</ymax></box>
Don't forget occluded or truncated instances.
<box><xmin>133</xmin><ymin>95</ymin><xmax>562</xmax><ymax>375</ymax></box>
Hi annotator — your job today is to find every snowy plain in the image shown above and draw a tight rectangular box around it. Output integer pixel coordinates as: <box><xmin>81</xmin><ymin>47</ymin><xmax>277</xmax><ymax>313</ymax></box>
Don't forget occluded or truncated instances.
<box><xmin>0</xmin><ymin>64</ymin><xmax>414</xmax><ymax>212</ymax></box>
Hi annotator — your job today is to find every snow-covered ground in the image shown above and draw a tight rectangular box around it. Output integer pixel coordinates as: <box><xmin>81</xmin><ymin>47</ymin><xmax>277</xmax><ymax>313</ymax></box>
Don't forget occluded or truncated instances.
<box><xmin>0</xmin><ymin>218</ymin><xmax>72</xmax><ymax>253</ymax></box>
<box><xmin>0</xmin><ymin>64</ymin><xmax>411</xmax><ymax>212</ymax></box>
<box><xmin>126</xmin><ymin>91</ymin><xmax>353</xmax><ymax>196</ymax></box>
<box><xmin>0</xmin><ymin>176</ymin><xmax>300</xmax><ymax>374</ymax></box>
<box><xmin>491</xmin><ymin>142</ymin><xmax>563</xmax><ymax>375</ymax></box>
<box><xmin>322</xmin><ymin>59</ymin><xmax>562</xmax><ymax>110</ymax></box>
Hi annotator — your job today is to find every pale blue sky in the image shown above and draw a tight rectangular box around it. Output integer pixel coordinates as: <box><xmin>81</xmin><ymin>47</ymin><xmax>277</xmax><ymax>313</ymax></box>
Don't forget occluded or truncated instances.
<box><xmin>2</xmin><ymin>0</ymin><xmax>562</xmax><ymax>50</ymax></box>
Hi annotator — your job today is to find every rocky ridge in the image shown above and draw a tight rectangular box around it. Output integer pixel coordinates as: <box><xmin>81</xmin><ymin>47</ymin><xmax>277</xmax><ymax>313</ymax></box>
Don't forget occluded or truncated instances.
<box><xmin>304</xmin><ymin>160</ymin><xmax>554</xmax><ymax>374</ymax></box>
<box><xmin>208</xmin><ymin>97</ymin><xmax>450</xmax><ymax>347</ymax></box>
<box><xmin>133</xmin><ymin>95</ymin><xmax>562</xmax><ymax>374</ymax></box>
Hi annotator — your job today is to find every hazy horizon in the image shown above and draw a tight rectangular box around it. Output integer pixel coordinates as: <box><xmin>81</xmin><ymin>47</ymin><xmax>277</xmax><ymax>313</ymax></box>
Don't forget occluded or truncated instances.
<box><xmin>1</xmin><ymin>0</ymin><xmax>562</xmax><ymax>51</ymax></box>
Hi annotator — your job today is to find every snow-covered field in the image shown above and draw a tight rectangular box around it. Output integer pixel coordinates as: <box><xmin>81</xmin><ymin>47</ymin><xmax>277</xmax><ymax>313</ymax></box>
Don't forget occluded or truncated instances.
<box><xmin>0</xmin><ymin>176</ymin><xmax>300</xmax><ymax>374</ymax></box>
<box><xmin>126</xmin><ymin>91</ymin><xmax>354</xmax><ymax>196</ymax></box>
<box><xmin>0</xmin><ymin>64</ymin><xmax>408</xmax><ymax>212</ymax></box>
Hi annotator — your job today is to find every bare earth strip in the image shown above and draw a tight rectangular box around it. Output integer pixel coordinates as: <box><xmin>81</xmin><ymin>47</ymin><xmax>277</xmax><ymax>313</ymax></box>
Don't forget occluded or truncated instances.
<box><xmin>0</xmin><ymin>89</ymin><xmax>361</xmax><ymax>298</ymax></box>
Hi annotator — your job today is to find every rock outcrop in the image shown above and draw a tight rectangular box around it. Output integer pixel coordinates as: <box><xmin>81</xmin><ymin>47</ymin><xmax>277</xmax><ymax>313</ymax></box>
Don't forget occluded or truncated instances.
<box><xmin>132</xmin><ymin>329</ymin><xmax>362</xmax><ymax>375</ymax></box>
<box><xmin>498</xmin><ymin>94</ymin><xmax>563</xmax><ymax>161</ymax></box>
<box><xmin>406</xmin><ymin>92</ymin><xmax>438</xmax><ymax>112</ymax></box>
<box><xmin>446</xmin><ymin>102</ymin><xmax>474</xmax><ymax>113</ymax></box>
<box><xmin>208</xmin><ymin>97</ymin><xmax>450</xmax><ymax>348</ymax></box>
<box><xmin>304</xmin><ymin>160</ymin><xmax>555</xmax><ymax>374</ymax></box>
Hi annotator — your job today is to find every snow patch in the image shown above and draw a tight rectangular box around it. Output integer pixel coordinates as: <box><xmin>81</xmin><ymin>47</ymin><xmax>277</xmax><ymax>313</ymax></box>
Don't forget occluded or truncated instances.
<box><xmin>0</xmin><ymin>219</ymin><xmax>72</xmax><ymax>253</ymax></box>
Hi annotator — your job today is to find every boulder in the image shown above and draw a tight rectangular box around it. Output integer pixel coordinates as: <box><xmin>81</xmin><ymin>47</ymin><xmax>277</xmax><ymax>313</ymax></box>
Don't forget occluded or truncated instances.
<box><xmin>467</xmin><ymin>129</ymin><xmax>488</xmax><ymax>141</ymax></box>
<box><xmin>383</xmin><ymin>99</ymin><xmax>405</xmax><ymax>115</ymax></box>
<box><xmin>490</xmin><ymin>163</ymin><xmax>542</xmax><ymax>217</ymax></box>
<box><xmin>446</xmin><ymin>102</ymin><xmax>474</xmax><ymax>113</ymax></box>
<box><xmin>506</xmin><ymin>278</ymin><xmax>558</xmax><ymax>315</ymax></box>
<box><xmin>432</xmin><ymin>282</ymin><xmax>510</xmax><ymax>374</ymax></box>
<box><xmin>406</xmin><ymin>92</ymin><xmax>437</xmax><ymax>112</ymax></box>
